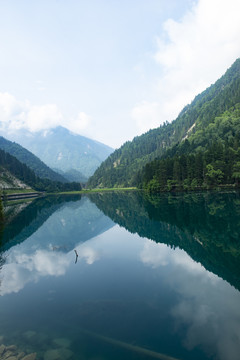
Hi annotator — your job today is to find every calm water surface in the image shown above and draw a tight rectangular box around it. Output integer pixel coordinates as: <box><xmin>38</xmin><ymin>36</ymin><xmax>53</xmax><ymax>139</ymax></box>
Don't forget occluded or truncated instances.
<box><xmin>0</xmin><ymin>191</ymin><xmax>240</xmax><ymax>360</ymax></box>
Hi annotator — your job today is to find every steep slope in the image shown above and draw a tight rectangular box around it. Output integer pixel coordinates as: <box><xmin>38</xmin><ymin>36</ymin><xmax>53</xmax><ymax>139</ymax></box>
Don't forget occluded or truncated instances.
<box><xmin>0</xmin><ymin>168</ymin><xmax>30</xmax><ymax>190</ymax></box>
<box><xmin>138</xmin><ymin>104</ymin><xmax>240</xmax><ymax>191</ymax></box>
<box><xmin>0</xmin><ymin>148</ymin><xmax>38</xmax><ymax>190</ymax></box>
<box><xmin>88</xmin><ymin>58</ymin><xmax>240</xmax><ymax>188</ymax></box>
<box><xmin>4</xmin><ymin>126</ymin><xmax>114</xmax><ymax>182</ymax></box>
<box><xmin>0</xmin><ymin>136</ymin><xmax>67</xmax><ymax>182</ymax></box>
<box><xmin>0</xmin><ymin>148</ymin><xmax>81</xmax><ymax>192</ymax></box>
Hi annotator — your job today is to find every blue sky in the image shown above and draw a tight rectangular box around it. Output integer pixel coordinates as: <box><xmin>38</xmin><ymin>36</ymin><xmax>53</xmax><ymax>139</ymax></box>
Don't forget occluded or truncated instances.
<box><xmin>0</xmin><ymin>0</ymin><xmax>240</xmax><ymax>147</ymax></box>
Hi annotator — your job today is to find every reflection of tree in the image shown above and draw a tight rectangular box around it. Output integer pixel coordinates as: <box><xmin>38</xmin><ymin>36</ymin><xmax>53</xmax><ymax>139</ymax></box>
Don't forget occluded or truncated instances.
<box><xmin>0</xmin><ymin>251</ymin><xmax>6</xmax><ymax>291</ymax></box>
<box><xmin>1</xmin><ymin>194</ymin><xmax>81</xmax><ymax>251</ymax></box>
<box><xmin>89</xmin><ymin>191</ymin><xmax>240</xmax><ymax>291</ymax></box>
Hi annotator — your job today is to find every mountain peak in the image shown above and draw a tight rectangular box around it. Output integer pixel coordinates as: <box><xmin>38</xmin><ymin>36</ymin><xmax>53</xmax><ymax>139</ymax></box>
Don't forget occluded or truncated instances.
<box><xmin>1</xmin><ymin>126</ymin><xmax>114</xmax><ymax>182</ymax></box>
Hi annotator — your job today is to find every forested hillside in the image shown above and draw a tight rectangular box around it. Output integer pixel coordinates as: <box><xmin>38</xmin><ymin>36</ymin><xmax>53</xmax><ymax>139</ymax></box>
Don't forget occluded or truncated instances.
<box><xmin>0</xmin><ymin>149</ymin><xmax>81</xmax><ymax>192</ymax></box>
<box><xmin>0</xmin><ymin>136</ymin><xmax>67</xmax><ymax>182</ymax></box>
<box><xmin>88</xmin><ymin>58</ymin><xmax>240</xmax><ymax>188</ymax></box>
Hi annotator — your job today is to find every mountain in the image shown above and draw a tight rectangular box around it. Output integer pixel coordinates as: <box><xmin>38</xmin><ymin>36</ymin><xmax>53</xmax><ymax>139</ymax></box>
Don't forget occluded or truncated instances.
<box><xmin>0</xmin><ymin>147</ymin><xmax>81</xmax><ymax>192</ymax></box>
<box><xmin>0</xmin><ymin>136</ymin><xmax>67</xmax><ymax>183</ymax></box>
<box><xmin>3</xmin><ymin>126</ymin><xmax>114</xmax><ymax>182</ymax></box>
<box><xmin>0</xmin><ymin>167</ymin><xmax>30</xmax><ymax>190</ymax></box>
<box><xmin>88</xmin><ymin>58</ymin><xmax>240</xmax><ymax>188</ymax></box>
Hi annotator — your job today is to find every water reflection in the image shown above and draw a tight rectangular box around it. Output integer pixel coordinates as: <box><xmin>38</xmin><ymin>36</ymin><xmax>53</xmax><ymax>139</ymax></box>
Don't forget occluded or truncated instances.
<box><xmin>89</xmin><ymin>190</ymin><xmax>240</xmax><ymax>291</ymax></box>
<box><xmin>0</xmin><ymin>196</ymin><xmax>114</xmax><ymax>295</ymax></box>
<box><xmin>0</xmin><ymin>192</ymin><xmax>239</xmax><ymax>360</ymax></box>
<box><xmin>139</xmin><ymin>239</ymin><xmax>240</xmax><ymax>360</ymax></box>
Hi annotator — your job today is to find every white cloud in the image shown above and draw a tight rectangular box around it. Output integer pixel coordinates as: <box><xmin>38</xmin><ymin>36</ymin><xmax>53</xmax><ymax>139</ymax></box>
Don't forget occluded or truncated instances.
<box><xmin>63</xmin><ymin>111</ymin><xmax>91</xmax><ymax>134</ymax></box>
<box><xmin>0</xmin><ymin>92</ymin><xmax>62</xmax><ymax>132</ymax></box>
<box><xmin>131</xmin><ymin>101</ymin><xmax>162</xmax><ymax>134</ymax></box>
<box><xmin>26</xmin><ymin>104</ymin><xmax>63</xmax><ymax>131</ymax></box>
<box><xmin>132</xmin><ymin>0</ymin><xmax>240</xmax><ymax>135</ymax></box>
<box><xmin>0</xmin><ymin>92</ymin><xmax>25</xmax><ymax>123</ymax></box>
<box><xmin>0</xmin><ymin>92</ymin><xmax>91</xmax><ymax>135</ymax></box>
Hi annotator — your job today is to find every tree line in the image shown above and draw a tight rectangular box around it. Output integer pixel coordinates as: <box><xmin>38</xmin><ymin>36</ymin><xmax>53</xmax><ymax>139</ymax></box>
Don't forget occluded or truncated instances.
<box><xmin>88</xmin><ymin>58</ymin><xmax>240</xmax><ymax>188</ymax></box>
<box><xmin>137</xmin><ymin>139</ymin><xmax>240</xmax><ymax>192</ymax></box>
<box><xmin>0</xmin><ymin>149</ymin><xmax>81</xmax><ymax>192</ymax></box>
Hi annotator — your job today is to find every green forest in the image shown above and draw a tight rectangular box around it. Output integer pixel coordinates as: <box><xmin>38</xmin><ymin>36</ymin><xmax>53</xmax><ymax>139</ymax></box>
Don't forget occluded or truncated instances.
<box><xmin>0</xmin><ymin>149</ymin><xmax>81</xmax><ymax>192</ymax></box>
<box><xmin>0</xmin><ymin>136</ymin><xmax>67</xmax><ymax>182</ymax></box>
<box><xmin>138</xmin><ymin>104</ymin><xmax>240</xmax><ymax>192</ymax></box>
<box><xmin>88</xmin><ymin>58</ymin><xmax>240</xmax><ymax>190</ymax></box>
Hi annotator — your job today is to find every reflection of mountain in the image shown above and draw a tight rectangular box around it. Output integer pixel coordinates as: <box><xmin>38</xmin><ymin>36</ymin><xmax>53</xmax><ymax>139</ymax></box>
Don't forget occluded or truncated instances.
<box><xmin>1</xmin><ymin>195</ymin><xmax>114</xmax><ymax>252</ymax></box>
<box><xmin>1</xmin><ymin>195</ymin><xmax>80</xmax><ymax>251</ymax></box>
<box><xmin>88</xmin><ymin>191</ymin><xmax>240</xmax><ymax>291</ymax></box>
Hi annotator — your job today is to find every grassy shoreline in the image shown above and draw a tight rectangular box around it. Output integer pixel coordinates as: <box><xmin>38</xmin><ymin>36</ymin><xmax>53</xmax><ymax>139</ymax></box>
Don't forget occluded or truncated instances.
<box><xmin>2</xmin><ymin>188</ymin><xmax>35</xmax><ymax>195</ymax></box>
<box><xmin>50</xmin><ymin>187</ymin><xmax>137</xmax><ymax>195</ymax></box>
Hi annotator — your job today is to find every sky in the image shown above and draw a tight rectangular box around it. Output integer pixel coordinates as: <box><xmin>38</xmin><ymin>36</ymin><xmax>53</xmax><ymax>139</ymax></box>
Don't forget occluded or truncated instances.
<box><xmin>0</xmin><ymin>0</ymin><xmax>240</xmax><ymax>148</ymax></box>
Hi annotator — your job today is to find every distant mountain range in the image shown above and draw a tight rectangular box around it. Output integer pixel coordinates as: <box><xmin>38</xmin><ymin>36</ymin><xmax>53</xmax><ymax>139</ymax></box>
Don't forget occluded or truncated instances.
<box><xmin>2</xmin><ymin>126</ymin><xmax>114</xmax><ymax>182</ymax></box>
<box><xmin>88</xmin><ymin>58</ymin><xmax>240</xmax><ymax>189</ymax></box>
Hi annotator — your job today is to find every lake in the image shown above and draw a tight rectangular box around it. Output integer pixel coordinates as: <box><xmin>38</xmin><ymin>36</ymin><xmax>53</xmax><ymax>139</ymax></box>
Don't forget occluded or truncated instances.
<box><xmin>0</xmin><ymin>191</ymin><xmax>240</xmax><ymax>360</ymax></box>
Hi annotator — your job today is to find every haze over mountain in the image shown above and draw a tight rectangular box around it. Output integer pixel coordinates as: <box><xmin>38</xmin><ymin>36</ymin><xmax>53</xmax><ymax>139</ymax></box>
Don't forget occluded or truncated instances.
<box><xmin>88</xmin><ymin>58</ymin><xmax>240</xmax><ymax>189</ymax></box>
<box><xmin>2</xmin><ymin>126</ymin><xmax>114</xmax><ymax>183</ymax></box>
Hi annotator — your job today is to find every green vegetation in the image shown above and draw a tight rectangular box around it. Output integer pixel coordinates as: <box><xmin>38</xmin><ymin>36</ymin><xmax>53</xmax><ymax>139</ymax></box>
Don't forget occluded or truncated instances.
<box><xmin>0</xmin><ymin>135</ymin><xmax>67</xmax><ymax>182</ymax></box>
<box><xmin>138</xmin><ymin>102</ymin><xmax>240</xmax><ymax>191</ymax></box>
<box><xmin>6</xmin><ymin>126</ymin><xmax>114</xmax><ymax>181</ymax></box>
<box><xmin>0</xmin><ymin>195</ymin><xmax>4</xmax><ymax>224</ymax></box>
<box><xmin>88</xmin><ymin>58</ymin><xmax>240</xmax><ymax>190</ymax></box>
<box><xmin>138</xmin><ymin>138</ymin><xmax>240</xmax><ymax>192</ymax></box>
<box><xmin>0</xmin><ymin>148</ymin><xmax>82</xmax><ymax>193</ymax></box>
<box><xmin>3</xmin><ymin>189</ymin><xmax>35</xmax><ymax>195</ymax></box>
<box><xmin>50</xmin><ymin>187</ymin><xmax>137</xmax><ymax>195</ymax></box>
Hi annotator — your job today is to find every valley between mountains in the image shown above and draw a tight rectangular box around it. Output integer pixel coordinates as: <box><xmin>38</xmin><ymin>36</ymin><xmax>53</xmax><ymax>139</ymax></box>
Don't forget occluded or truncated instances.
<box><xmin>0</xmin><ymin>58</ymin><xmax>240</xmax><ymax>195</ymax></box>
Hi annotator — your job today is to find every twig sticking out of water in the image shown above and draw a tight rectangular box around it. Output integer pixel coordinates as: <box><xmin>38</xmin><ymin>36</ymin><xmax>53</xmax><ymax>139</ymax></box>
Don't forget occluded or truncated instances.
<box><xmin>74</xmin><ymin>249</ymin><xmax>78</xmax><ymax>264</ymax></box>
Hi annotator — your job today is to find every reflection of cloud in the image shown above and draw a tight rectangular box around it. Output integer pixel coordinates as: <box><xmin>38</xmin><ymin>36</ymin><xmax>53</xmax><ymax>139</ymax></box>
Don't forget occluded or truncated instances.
<box><xmin>0</xmin><ymin>250</ymin><xmax>71</xmax><ymax>296</ymax></box>
<box><xmin>77</xmin><ymin>245</ymin><xmax>99</xmax><ymax>265</ymax></box>
<box><xmin>140</xmin><ymin>238</ymin><xmax>240</xmax><ymax>360</ymax></box>
<box><xmin>140</xmin><ymin>240</ymin><xmax>169</xmax><ymax>267</ymax></box>
<box><xmin>171</xmin><ymin>281</ymin><xmax>240</xmax><ymax>360</ymax></box>
<box><xmin>0</xmin><ymin>242</ymin><xmax>100</xmax><ymax>296</ymax></box>
<box><xmin>140</xmin><ymin>239</ymin><xmax>210</xmax><ymax>275</ymax></box>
